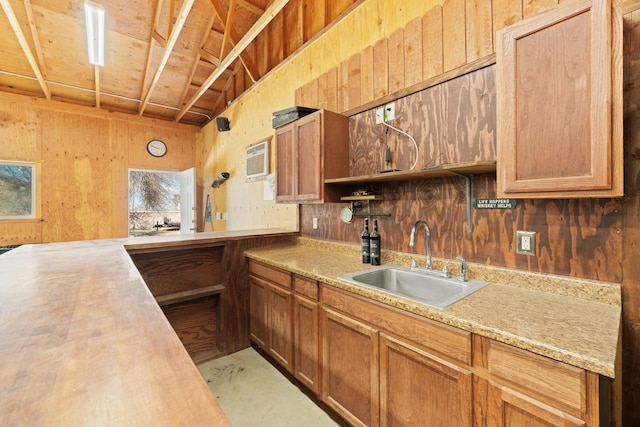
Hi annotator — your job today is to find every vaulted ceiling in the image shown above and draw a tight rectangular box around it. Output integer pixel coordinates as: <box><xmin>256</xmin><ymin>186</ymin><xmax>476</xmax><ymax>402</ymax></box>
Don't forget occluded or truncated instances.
<box><xmin>0</xmin><ymin>0</ymin><xmax>358</xmax><ymax>126</ymax></box>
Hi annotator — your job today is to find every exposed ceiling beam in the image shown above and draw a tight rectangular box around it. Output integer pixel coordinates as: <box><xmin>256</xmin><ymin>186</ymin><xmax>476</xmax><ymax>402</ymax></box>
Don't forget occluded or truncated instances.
<box><xmin>209</xmin><ymin>28</ymin><xmax>224</xmax><ymax>39</ymax></box>
<box><xmin>219</xmin><ymin>0</ymin><xmax>236</xmax><ymax>59</ymax></box>
<box><xmin>0</xmin><ymin>0</ymin><xmax>51</xmax><ymax>100</ymax></box>
<box><xmin>23</xmin><ymin>0</ymin><xmax>46</xmax><ymax>78</ymax></box>
<box><xmin>237</xmin><ymin>0</ymin><xmax>264</xmax><ymax>16</ymax></box>
<box><xmin>151</xmin><ymin>0</ymin><xmax>176</xmax><ymax>47</ymax></box>
<box><xmin>210</xmin><ymin>60</ymin><xmax>243</xmax><ymax>115</ymax></box>
<box><xmin>178</xmin><ymin>7</ymin><xmax>217</xmax><ymax>113</ymax></box>
<box><xmin>176</xmin><ymin>0</ymin><xmax>290</xmax><ymax>122</ymax></box>
<box><xmin>200</xmin><ymin>48</ymin><xmax>221</xmax><ymax>66</ymax></box>
<box><xmin>139</xmin><ymin>0</ymin><xmax>195</xmax><ymax>115</ymax></box>
<box><xmin>139</xmin><ymin>2</ymin><xmax>162</xmax><ymax>101</ymax></box>
<box><xmin>209</xmin><ymin>0</ymin><xmax>260</xmax><ymax>82</ymax></box>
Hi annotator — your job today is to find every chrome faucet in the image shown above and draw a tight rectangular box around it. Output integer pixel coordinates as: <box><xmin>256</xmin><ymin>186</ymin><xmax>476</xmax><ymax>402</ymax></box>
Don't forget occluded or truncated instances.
<box><xmin>409</xmin><ymin>220</ymin><xmax>432</xmax><ymax>270</ymax></box>
<box><xmin>455</xmin><ymin>256</ymin><xmax>468</xmax><ymax>282</ymax></box>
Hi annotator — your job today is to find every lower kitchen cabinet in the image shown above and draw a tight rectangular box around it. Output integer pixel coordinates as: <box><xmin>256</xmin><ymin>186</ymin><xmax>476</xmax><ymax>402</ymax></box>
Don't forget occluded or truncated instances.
<box><xmin>483</xmin><ymin>338</ymin><xmax>603</xmax><ymax>426</ymax></box>
<box><xmin>267</xmin><ymin>284</ymin><xmax>293</xmax><ymax>371</ymax></box>
<box><xmin>249</xmin><ymin>275</ymin><xmax>268</xmax><ymax>348</ymax></box>
<box><xmin>321</xmin><ymin>306</ymin><xmax>380</xmax><ymax>427</ymax></box>
<box><xmin>487</xmin><ymin>384</ymin><xmax>585</xmax><ymax>427</ymax></box>
<box><xmin>293</xmin><ymin>275</ymin><xmax>320</xmax><ymax>393</ymax></box>
<box><xmin>247</xmin><ymin>260</ymin><xmax>608</xmax><ymax>427</ymax></box>
<box><xmin>249</xmin><ymin>261</ymin><xmax>293</xmax><ymax>373</ymax></box>
<box><xmin>379</xmin><ymin>333</ymin><xmax>473</xmax><ymax>426</ymax></box>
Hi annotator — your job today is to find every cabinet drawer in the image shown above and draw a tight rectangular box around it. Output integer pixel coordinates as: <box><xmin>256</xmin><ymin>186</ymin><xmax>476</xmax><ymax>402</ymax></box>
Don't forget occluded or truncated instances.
<box><xmin>488</xmin><ymin>340</ymin><xmax>586</xmax><ymax>414</ymax></box>
<box><xmin>322</xmin><ymin>285</ymin><xmax>471</xmax><ymax>365</ymax></box>
<box><xmin>294</xmin><ymin>275</ymin><xmax>318</xmax><ymax>300</ymax></box>
<box><xmin>249</xmin><ymin>261</ymin><xmax>291</xmax><ymax>288</ymax></box>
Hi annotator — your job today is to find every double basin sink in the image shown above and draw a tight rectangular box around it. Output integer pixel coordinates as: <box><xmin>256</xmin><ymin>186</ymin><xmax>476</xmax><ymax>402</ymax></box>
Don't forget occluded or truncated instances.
<box><xmin>339</xmin><ymin>265</ymin><xmax>487</xmax><ymax>309</ymax></box>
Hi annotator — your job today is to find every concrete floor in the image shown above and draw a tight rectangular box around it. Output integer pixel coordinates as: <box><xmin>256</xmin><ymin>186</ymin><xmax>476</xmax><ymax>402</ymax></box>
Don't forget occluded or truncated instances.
<box><xmin>198</xmin><ymin>347</ymin><xmax>340</xmax><ymax>427</ymax></box>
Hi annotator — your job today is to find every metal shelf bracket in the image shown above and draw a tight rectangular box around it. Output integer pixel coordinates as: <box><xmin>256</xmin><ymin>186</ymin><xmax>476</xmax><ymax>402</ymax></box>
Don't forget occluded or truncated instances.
<box><xmin>452</xmin><ymin>172</ymin><xmax>474</xmax><ymax>232</ymax></box>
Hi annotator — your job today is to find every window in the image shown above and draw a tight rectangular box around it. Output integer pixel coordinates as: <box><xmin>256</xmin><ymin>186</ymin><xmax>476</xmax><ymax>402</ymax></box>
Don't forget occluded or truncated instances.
<box><xmin>0</xmin><ymin>162</ymin><xmax>36</xmax><ymax>219</ymax></box>
<box><xmin>128</xmin><ymin>168</ymin><xmax>196</xmax><ymax>236</ymax></box>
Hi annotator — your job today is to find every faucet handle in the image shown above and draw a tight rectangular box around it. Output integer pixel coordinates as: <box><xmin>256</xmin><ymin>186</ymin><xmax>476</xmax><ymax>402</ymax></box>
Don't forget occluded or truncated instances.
<box><xmin>455</xmin><ymin>256</ymin><xmax>467</xmax><ymax>282</ymax></box>
<box><xmin>441</xmin><ymin>263</ymin><xmax>456</xmax><ymax>278</ymax></box>
<box><xmin>410</xmin><ymin>258</ymin><xmax>418</xmax><ymax>269</ymax></box>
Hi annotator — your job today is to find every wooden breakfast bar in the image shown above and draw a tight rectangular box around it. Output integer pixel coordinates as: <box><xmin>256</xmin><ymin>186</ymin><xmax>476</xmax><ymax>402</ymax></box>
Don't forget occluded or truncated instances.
<box><xmin>0</xmin><ymin>229</ymin><xmax>296</xmax><ymax>426</ymax></box>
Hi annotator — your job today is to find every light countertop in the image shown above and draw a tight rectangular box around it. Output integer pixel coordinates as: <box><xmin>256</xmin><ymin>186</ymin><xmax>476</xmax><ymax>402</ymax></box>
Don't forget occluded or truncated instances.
<box><xmin>244</xmin><ymin>237</ymin><xmax>621</xmax><ymax>378</ymax></box>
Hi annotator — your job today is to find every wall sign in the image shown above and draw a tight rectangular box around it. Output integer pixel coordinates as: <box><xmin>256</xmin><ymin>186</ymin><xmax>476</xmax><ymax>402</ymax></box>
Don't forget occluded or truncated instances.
<box><xmin>474</xmin><ymin>199</ymin><xmax>517</xmax><ymax>209</ymax></box>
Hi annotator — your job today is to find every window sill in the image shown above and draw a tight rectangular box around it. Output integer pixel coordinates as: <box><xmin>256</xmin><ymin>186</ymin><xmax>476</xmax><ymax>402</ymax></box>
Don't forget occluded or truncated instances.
<box><xmin>0</xmin><ymin>218</ymin><xmax>43</xmax><ymax>223</ymax></box>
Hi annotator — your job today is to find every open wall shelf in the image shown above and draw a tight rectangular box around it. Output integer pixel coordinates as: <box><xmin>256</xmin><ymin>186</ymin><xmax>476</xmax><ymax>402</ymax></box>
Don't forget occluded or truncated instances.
<box><xmin>327</xmin><ymin>160</ymin><xmax>497</xmax><ymax>232</ymax></box>
<box><xmin>324</xmin><ymin>161</ymin><xmax>496</xmax><ymax>185</ymax></box>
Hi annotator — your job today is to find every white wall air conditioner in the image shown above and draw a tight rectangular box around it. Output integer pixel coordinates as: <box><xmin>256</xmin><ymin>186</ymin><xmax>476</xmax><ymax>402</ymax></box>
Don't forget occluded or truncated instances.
<box><xmin>246</xmin><ymin>140</ymin><xmax>270</xmax><ymax>180</ymax></box>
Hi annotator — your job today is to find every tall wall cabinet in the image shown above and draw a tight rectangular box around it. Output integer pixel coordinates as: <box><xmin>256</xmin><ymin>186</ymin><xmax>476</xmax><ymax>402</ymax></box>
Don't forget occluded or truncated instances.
<box><xmin>275</xmin><ymin>110</ymin><xmax>349</xmax><ymax>203</ymax></box>
<box><xmin>496</xmin><ymin>0</ymin><xmax>622</xmax><ymax>198</ymax></box>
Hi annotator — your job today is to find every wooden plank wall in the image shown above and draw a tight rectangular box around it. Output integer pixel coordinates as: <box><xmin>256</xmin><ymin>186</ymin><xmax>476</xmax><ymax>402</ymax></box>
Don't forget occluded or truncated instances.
<box><xmin>297</xmin><ymin>0</ymin><xmax>628</xmax><ymax>280</ymax></box>
<box><xmin>294</xmin><ymin>0</ymin><xmax>570</xmax><ymax>115</ymax></box>
<box><xmin>348</xmin><ymin>66</ymin><xmax>496</xmax><ymax>175</ymax></box>
<box><xmin>300</xmin><ymin>64</ymin><xmax>620</xmax><ymax>285</ymax></box>
<box><xmin>215</xmin><ymin>0</ymin><xmax>359</xmax><ymax>115</ymax></box>
<box><xmin>0</xmin><ymin>92</ymin><xmax>198</xmax><ymax>245</ymax></box>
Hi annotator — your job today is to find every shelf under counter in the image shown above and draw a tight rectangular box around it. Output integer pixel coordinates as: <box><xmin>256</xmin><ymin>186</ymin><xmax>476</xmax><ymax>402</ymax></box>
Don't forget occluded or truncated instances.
<box><xmin>324</xmin><ymin>160</ymin><xmax>496</xmax><ymax>184</ymax></box>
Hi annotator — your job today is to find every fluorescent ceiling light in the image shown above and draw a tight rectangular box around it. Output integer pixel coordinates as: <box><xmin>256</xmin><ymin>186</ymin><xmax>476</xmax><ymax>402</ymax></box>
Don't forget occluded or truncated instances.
<box><xmin>84</xmin><ymin>0</ymin><xmax>105</xmax><ymax>66</ymax></box>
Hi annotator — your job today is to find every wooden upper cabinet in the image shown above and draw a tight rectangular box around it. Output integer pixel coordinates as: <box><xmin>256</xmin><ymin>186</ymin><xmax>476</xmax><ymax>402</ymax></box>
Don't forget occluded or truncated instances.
<box><xmin>275</xmin><ymin>110</ymin><xmax>349</xmax><ymax>203</ymax></box>
<box><xmin>274</xmin><ymin>125</ymin><xmax>295</xmax><ymax>202</ymax></box>
<box><xmin>496</xmin><ymin>0</ymin><xmax>622</xmax><ymax>198</ymax></box>
<box><xmin>296</xmin><ymin>117</ymin><xmax>323</xmax><ymax>201</ymax></box>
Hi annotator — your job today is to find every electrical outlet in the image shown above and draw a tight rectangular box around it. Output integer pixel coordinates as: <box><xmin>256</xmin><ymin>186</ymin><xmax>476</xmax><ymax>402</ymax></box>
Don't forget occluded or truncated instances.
<box><xmin>215</xmin><ymin>212</ymin><xmax>222</xmax><ymax>220</ymax></box>
<box><xmin>223</xmin><ymin>212</ymin><xmax>228</xmax><ymax>221</ymax></box>
<box><xmin>375</xmin><ymin>108</ymin><xmax>384</xmax><ymax>124</ymax></box>
<box><xmin>312</xmin><ymin>218</ymin><xmax>319</xmax><ymax>229</ymax></box>
<box><xmin>516</xmin><ymin>231</ymin><xmax>536</xmax><ymax>256</ymax></box>
<box><xmin>384</xmin><ymin>102</ymin><xmax>395</xmax><ymax>121</ymax></box>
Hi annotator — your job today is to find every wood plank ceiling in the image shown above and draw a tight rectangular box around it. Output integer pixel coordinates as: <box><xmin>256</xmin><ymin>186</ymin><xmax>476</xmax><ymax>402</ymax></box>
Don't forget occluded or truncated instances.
<box><xmin>0</xmin><ymin>0</ymin><xmax>358</xmax><ymax>126</ymax></box>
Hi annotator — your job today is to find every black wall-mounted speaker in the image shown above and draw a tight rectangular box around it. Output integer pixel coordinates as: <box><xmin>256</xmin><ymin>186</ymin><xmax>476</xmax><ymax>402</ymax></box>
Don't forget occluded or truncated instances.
<box><xmin>216</xmin><ymin>117</ymin><xmax>230</xmax><ymax>132</ymax></box>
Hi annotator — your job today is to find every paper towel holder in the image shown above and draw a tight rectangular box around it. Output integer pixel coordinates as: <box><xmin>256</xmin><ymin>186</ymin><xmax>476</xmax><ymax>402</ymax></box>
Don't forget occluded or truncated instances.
<box><xmin>211</xmin><ymin>172</ymin><xmax>230</xmax><ymax>188</ymax></box>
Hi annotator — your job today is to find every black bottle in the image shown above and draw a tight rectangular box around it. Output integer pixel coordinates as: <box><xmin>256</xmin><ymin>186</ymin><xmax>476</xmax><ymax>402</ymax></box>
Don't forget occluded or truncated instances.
<box><xmin>361</xmin><ymin>218</ymin><xmax>371</xmax><ymax>263</ymax></box>
<box><xmin>370</xmin><ymin>219</ymin><xmax>381</xmax><ymax>266</ymax></box>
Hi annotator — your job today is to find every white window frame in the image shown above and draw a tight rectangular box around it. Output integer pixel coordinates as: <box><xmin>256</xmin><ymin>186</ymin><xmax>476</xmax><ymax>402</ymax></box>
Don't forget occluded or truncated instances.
<box><xmin>0</xmin><ymin>161</ymin><xmax>36</xmax><ymax>219</ymax></box>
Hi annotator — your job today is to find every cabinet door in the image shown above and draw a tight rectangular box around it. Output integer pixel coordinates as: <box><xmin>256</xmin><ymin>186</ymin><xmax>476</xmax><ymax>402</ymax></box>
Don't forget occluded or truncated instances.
<box><xmin>275</xmin><ymin>124</ymin><xmax>295</xmax><ymax>202</ymax></box>
<box><xmin>496</xmin><ymin>0</ymin><xmax>622</xmax><ymax>198</ymax></box>
<box><xmin>487</xmin><ymin>383</ymin><xmax>585</xmax><ymax>427</ymax></box>
<box><xmin>379</xmin><ymin>334</ymin><xmax>472</xmax><ymax>427</ymax></box>
<box><xmin>249</xmin><ymin>275</ymin><xmax>268</xmax><ymax>348</ymax></box>
<box><xmin>294</xmin><ymin>294</ymin><xmax>319</xmax><ymax>393</ymax></box>
<box><xmin>321</xmin><ymin>307</ymin><xmax>379</xmax><ymax>427</ymax></box>
<box><xmin>268</xmin><ymin>284</ymin><xmax>293</xmax><ymax>372</ymax></box>
<box><xmin>295</xmin><ymin>113</ymin><xmax>322</xmax><ymax>201</ymax></box>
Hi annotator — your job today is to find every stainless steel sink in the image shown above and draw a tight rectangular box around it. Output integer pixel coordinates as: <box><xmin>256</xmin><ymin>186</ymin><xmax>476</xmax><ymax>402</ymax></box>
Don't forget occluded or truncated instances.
<box><xmin>339</xmin><ymin>265</ymin><xmax>487</xmax><ymax>309</ymax></box>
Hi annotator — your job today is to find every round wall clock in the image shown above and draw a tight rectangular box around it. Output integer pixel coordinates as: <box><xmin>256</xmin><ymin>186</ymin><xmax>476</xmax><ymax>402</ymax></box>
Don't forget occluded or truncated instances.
<box><xmin>147</xmin><ymin>139</ymin><xmax>167</xmax><ymax>157</ymax></box>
